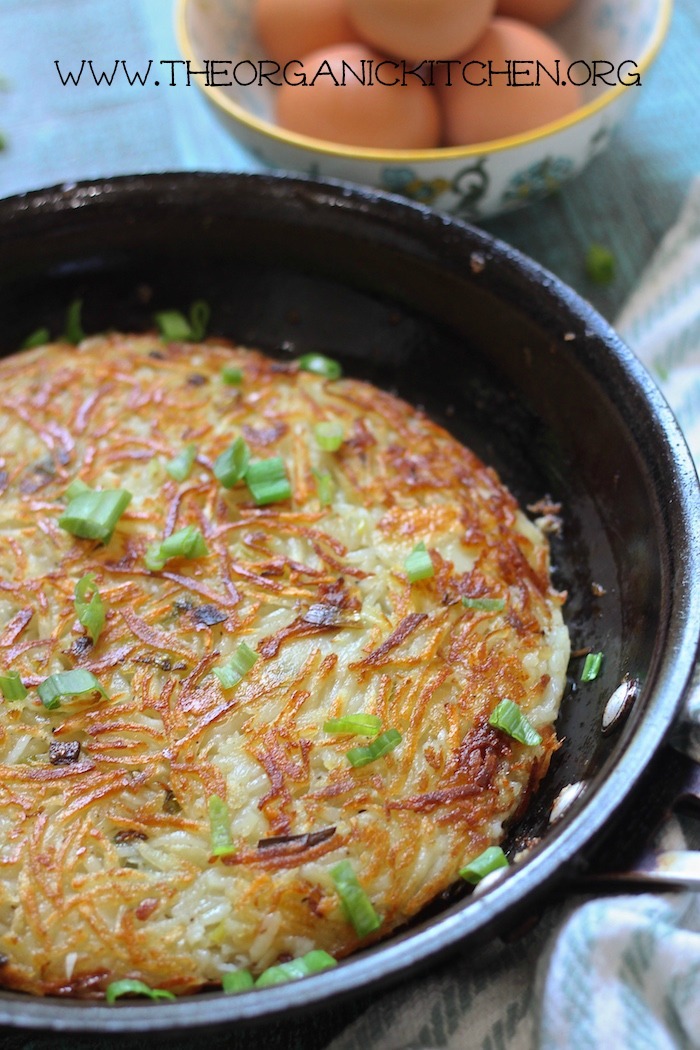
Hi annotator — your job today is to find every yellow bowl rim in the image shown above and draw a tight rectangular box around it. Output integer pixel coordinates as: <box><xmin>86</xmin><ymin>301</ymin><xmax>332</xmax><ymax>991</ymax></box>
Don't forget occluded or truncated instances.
<box><xmin>176</xmin><ymin>0</ymin><xmax>673</xmax><ymax>162</ymax></box>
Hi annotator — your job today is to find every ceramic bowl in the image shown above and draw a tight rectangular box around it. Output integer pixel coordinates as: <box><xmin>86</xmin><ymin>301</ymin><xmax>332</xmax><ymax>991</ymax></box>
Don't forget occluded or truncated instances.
<box><xmin>176</xmin><ymin>0</ymin><xmax>670</xmax><ymax>219</ymax></box>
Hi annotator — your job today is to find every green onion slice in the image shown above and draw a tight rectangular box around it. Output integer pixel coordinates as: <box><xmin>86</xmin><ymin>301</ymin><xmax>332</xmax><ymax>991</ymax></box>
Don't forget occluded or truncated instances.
<box><xmin>255</xmin><ymin>950</ymin><xmax>337</xmax><ymax>988</ymax></box>
<box><xmin>330</xmin><ymin>860</ymin><xmax>381</xmax><ymax>937</ymax></box>
<box><xmin>298</xmin><ymin>353</ymin><xmax>342</xmax><ymax>380</ymax></box>
<box><xmin>324</xmin><ymin>714</ymin><xmax>382</xmax><ymax>736</ymax></box>
<box><xmin>58</xmin><ymin>488</ymin><xmax>132</xmax><ymax>544</ymax></box>
<box><xmin>165</xmin><ymin>443</ymin><xmax>197</xmax><ymax>482</ymax></box>
<box><xmin>213</xmin><ymin>437</ymin><xmax>250</xmax><ymax>489</ymax></box>
<box><xmin>213</xmin><ymin>642</ymin><xmax>258</xmax><ymax>690</ymax></box>
<box><xmin>64</xmin><ymin>298</ymin><xmax>85</xmax><ymax>345</ymax></box>
<box><xmin>208</xmin><ymin>794</ymin><xmax>236</xmax><ymax>857</ymax></box>
<box><xmin>21</xmin><ymin>327</ymin><xmax>50</xmax><ymax>350</ymax></box>
<box><xmin>346</xmin><ymin>728</ymin><xmax>401</xmax><ymax>768</ymax></box>
<box><xmin>314</xmin><ymin>422</ymin><xmax>344</xmax><ymax>452</ymax></box>
<box><xmin>221</xmin><ymin>365</ymin><xmax>243</xmax><ymax>386</ymax></box>
<box><xmin>154</xmin><ymin>310</ymin><xmax>192</xmax><ymax>341</ymax></box>
<box><xmin>581</xmin><ymin>651</ymin><xmax>603</xmax><ymax>682</ymax></box>
<box><xmin>313</xmin><ymin>468</ymin><xmax>334</xmax><ymax>508</ymax></box>
<box><xmin>64</xmin><ymin>478</ymin><xmax>91</xmax><ymax>501</ymax></box>
<box><xmin>37</xmin><ymin>669</ymin><xmax>109</xmax><ymax>710</ymax></box>
<box><xmin>188</xmin><ymin>300</ymin><xmax>210</xmax><ymax>341</ymax></box>
<box><xmin>462</xmin><ymin>597</ymin><xmax>505</xmax><ymax>612</ymax></box>
<box><xmin>585</xmin><ymin>243</ymin><xmax>616</xmax><ymax>285</ymax></box>
<box><xmin>144</xmin><ymin>525</ymin><xmax>208</xmax><ymax>572</ymax></box>
<box><xmin>488</xmin><ymin>698</ymin><xmax>542</xmax><ymax>746</ymax></box>
<box><xmin>245</xmin><ymin>457</ymin><xmax>292</xmax><ymax>506</ymax></box>
<box><xmin>404</xmin><ymin>541</ymin><xmax>434</xmax><ymax>583</ymax></box>
<box><xmin>222</xmin><ymin>969</ymin><xmax>255</xmax><ymax>994</ymax></box>
<box><xmin>74</xmin><ymin>572</ymin><xmax>105</xmax><ymax>643</ymax></box>
<box><xmin>105</xmin><ymin>979</ymin><xmax>176</xmax><ymax>1004</ymax></box>
<box><xmin>459</xmin><ymin>846</ymin><xmax>509</xmax><ymax>885</ymax></box>
<box><xmin>0</xmin><ymin>671</ymin><xmax>27</xmax><ymax>702</ymax></box>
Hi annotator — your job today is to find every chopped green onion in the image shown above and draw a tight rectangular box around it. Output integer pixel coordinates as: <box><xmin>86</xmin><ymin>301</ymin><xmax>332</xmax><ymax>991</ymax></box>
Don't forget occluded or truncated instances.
<box><xmin>298</xmin><ymin>353</ymin><xmax>342</xmax><ymax>380</ymax></box>
<box><xmin>0</xmin><ymin>671</ymin><xmax>27</xmax><ymax>702</ymax></box>
<box><xmin>581</xmin><ymin>651</ymin><xmax>603</xmax><ymax>682</ymax></box>
<box><xmin>585</xmin><ymin>243</ymin><xmax>616</xmax><ymax>285</ymax></box>
<box><xmin>462</xmin><ymin>597</ymin><xmax>505</xmax><ymax>612</ymax></box>
<box><xmin>64</xmin><ymin>298</ymin><xmax>85</xmax><ymax>345</ymax></box>
<box><xmin>245</xmin><ymin>457</ymin><xmax>292</xmax><ymax>506</ymax></box>
<box><xmin>488</xmin><ymin>698</ymin><xmax>542</xmax><ymax>746</ymax></box>
<box><xmin>313</xmin><ymin>468</ymin><xmax>334</xmax><ymax>508</ymax></box>
<box><xmin>74</xmin><ymin>573</ymin><xmax>105</xmax><ymax>643</ymax></box>
<box><xmin>37</xmin><ymin>669</ymin><xmax>109</xmax><ymax>710</ymax></box>
<box><xmin>58</xmin><ymin>488</ymin><xmax>132</xmax><ymax>544</ymax></box>
<box><xmin>346</xmin><ymin>728</ymin><xmax>402</xmax><ymax>768</ymax></box>
<box><xmin>324</xmin><ymin>714</ymin><xmax>382</xmax><ymax>736</ymax></box>
<box><xmin>255</xmin><ymin>950</ymin><xmax>337</xmax><ymax>988</ymax></box>
<box><xmin>404</xmin><ymin>541</ymin><xmax>434</xmax><ymax>583</ymax></box>
<box><xmin>330</xmin><ymin>859</ymin><xmax>381</xmax><ymax>937</ymax></box>
<box><xmin>64</xmin><ymin>478</ymin><xmax>91</xmax><ymax>500</ymax></box>
<box><xmin>144</xmin><ymin>525</ymin><xmax>208</xmax><ymax>572</ymax></box>
<box><xmin>314</xmin><ymin>422</ymin><xmax>344</xmax><ymax>452</ymax></box>
<box><xmin>222</xmin><ymin>969</ymin><xmax>255</xmax><ymax>994</ymax></box>
<box><xmin>208</xmin><ymin>794</ymin><xmax>236</xmax><ymax>857</ymax></box>
<box><xmin>213</xmin><ymin>642</ymin><xmax>258</xmax><ymax>690</ymax></box>
<box><xmin>165</xmin><ymin>443</ymin><xmax>197</xmax><ymax>482</ymax></box>
<box><xmin>105</xmin><ymin>979</ymin><xmax>176</xmax><ymax>1004</ymax></box>
<box><xmin>221</xmin><ymin>365</ymin><xmax>243</xmax><ymax>386</ymax></box>
<box><xmin>21</xmin><ymin>327</ymin><xmax>50</xmax><ymax>350</ymax></box>
<box><xmin>459</xmin><ymin>846</ymin><xmax>509</xmax><ymax>885</ymax></box>
<box><xmin>213</xmin><ymin>437</ymin><xmax>250</xmax><ymax>489</ymax></box>
<box><xmin>154</xmin><ymin>300</ymin><xmax>210</xmax><ymax>342</ymax></box>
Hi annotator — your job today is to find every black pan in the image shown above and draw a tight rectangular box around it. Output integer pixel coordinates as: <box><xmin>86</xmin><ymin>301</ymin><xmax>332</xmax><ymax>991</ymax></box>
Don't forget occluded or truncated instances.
<box><xmin>0</xmin><ymin>172</ymin><xmax>698</xmax><ymax>1036</ymax></box>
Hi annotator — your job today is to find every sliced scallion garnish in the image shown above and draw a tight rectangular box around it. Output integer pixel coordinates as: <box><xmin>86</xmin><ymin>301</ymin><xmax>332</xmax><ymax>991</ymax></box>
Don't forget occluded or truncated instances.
<box><xmin>74</xmin><ymin>572</ymin><xmax>105</xmax><ymax>643</ymax></box>
<box><xmin>462</xmin><ymin>597</ymin><xmax>505</xmax><ymax>612</ymax></box>
<box><xmin>488</xmin><ymin>698</ymin><xmax>542</xmax><ymax>746</ymax></box>
<box><xmin>188</xmin><ymin>300</ymin><xmax>210</xmax><ymax>341</ymax></box>
<box><xmin>221</xmin><ymin>365</ymin><xmax>243</xmax><ymax>386</ymax></box>
<box><xmin>222</xmin><ymin>969</ymin><xmax>255</xmax><ymax>994</ymax></box>
<box><xmin>37</xmin><ymin>669</ymin><xmax>109</xmax><ymax>710</ymax></box>
<box><xmin>254</xmin><ymin>950</ymin><xmax>337</xmax><ymax>988</ymax></box>
<box><xmin>64</xmin><ymin>478</ymin><xmax>91</xmax><ymax>500</ymax></box>
<box><xmin>313</xmin><ymin>468</ymin><xmax>334</xmax><ymax>508</ymax></box>
<box><xmin>21</xmin><ymin>327</ymin><xmax>50</xmax><ymax>350</ymax></box>
<box><xmin>58</xmin><ymin>488</ymin><xmax>132</xmax><ymax>544</ymax></box>
<box><xmin>581</xmin><ymin>651</ymin><xmax>603</xmax><ymax>682</ymax></box>
<box><xmin>165</xmin><ymin>443</ymin><xmax>197</xmax><ymax>482</ymax></box>
<box><xmin>404</xmin><ymin>541</ymin><xmax>434</xmax><ymax>583</ymax></box>
<box><xmin>459</xmin><ymin>846</ymin><xmax>509</xmax><ymax>885</ymax></box>
<box><xmin>208</xmin><ymin>794</ymin><xmax>236</xmax><ymax>857</ymax></box>
<box><xmin>154</xmin><ymin>300</ymin><xmax>210</xmax><ymax>342</ymax></box>
<box><xmin>213</xmin><ymin>437</ymin><xmax>250</xmax><ymax>489</ymax></box>
<box><xmin>330</xmin><ymin>859</ymin><xmax>381</xmax><ymax>937</ymax></box>
<box><xmin>213</xmin><ymin>642</ymin><xmax>258</xmax><ymax>690</ymax></box>
<box><xmin>0</xmin><ymin>671</ymin><xmax>27</xmax><ymax>702</ymax></box>
<box><xmin>245</xmin><ymin>457</ymin><xmax>292</xmax><ymax>506</ymax></box>
<box><xmin>346</xmin><ymin>728</ymin><xmax>401</xmax><ymax>768</ymax></box>
<box><xmin>324</xmin><ymin>714</ymin><xmax>382</xmax><ymax>736</ymax></box>
<box><xmin>64</xmin><ymin>298</ymin><xmax>85</xmax><ymax>345</ymax></box>
<box><xmin>105</xmin><ymin>979</ymin><xmax>176</xmax><ymax>1004</ymax></box>
<box><xmin>314</xmin><ymin>422</ymin><xmax>344</xmax><ymax>452</ymax></box>
<box><xmin>144</xmin><ymin>525</ymin><xmax>208</xmax><ymax>572</ymax></box>
<box><xmin>298</xmin><ymin>353</ymin><xmax>342</xmax><ymax>380</ymax></box>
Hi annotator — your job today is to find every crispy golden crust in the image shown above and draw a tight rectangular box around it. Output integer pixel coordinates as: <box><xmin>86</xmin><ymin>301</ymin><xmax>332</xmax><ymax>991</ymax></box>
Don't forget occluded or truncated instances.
<box><xmin>0</xmin><ymin>334</ymin><xmax>569</xmax><ymax>996</ymax></box>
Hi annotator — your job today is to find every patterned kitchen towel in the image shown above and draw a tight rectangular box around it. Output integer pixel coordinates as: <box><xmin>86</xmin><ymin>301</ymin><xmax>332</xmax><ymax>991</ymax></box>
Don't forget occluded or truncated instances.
<box><xmin>326</xmin><ymin>179</ymin><xmax>700</xmax><ymax>1050</ymax></box>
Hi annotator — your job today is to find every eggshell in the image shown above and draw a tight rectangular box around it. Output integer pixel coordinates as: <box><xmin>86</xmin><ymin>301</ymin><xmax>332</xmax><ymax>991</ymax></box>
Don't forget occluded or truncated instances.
<box><xmin>345</xmin><ymin>0</ymin><xmax>497</xmax><ymax>63</ymax></box>
<box><xmin>496</xmin><ymin>0</ymin><xmax>578</xmax><ymax>28</ymax></box>
<box><xmin>438</xmin><ymin>18</ymin><xmax>583</xmax><ymax>146</ymax></box>
<box><xmin>275</xmin><ymin>44</ymin><xmax>441</xmax><ymax>149</ymax></box>
<box><xmin>254</xmin><ymin>0</ymin><xmax>360</xmax><ymax>66</ymax></box>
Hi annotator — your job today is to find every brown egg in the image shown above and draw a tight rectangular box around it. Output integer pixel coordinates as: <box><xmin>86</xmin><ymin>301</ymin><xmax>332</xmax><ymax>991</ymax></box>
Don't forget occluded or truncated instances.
<box><xmin>254</xmin><ymin>0</ymin><xmax>360</xmax><ymax>66</ymax></box>
<box><xmin>438</xmin><ymin>18</ymin><xmax>583</xmax><ymax>146</ymax></box>
<box><xmin>496</xmin><ymin>0</ymin><xmax>578</xmax><ymax>27</ymax></box>
<box><xmin>275</xmin><ymin>44</ymin><xmax>441</xmax><ymax>150</ymax></box>
<box><xmin>345</xmin><ymin>0</ymin><xmax>497</xmax><ymax>62</ymax></box>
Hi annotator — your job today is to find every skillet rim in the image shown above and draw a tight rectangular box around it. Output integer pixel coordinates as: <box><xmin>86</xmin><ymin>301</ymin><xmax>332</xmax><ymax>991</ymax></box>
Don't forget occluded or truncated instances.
<box><xmin>0</xmin><ymin>171</ymin><xmax>698</xmax><ymax>1032</ymax></box>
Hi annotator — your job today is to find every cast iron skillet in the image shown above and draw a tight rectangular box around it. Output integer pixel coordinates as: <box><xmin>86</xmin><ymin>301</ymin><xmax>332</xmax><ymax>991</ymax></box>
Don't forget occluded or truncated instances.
<box><xmin>0</xmin><ymin>172</ymin><xmax>698</xmax><ymax>1034</ymax></box>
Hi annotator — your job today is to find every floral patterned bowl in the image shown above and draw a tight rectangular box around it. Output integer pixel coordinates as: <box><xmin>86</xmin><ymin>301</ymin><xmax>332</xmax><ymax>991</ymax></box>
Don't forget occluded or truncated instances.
<box><xmin>176</xmin><ymin>0</ymin><xmax>670</xmax><ymax>220</ymax></box>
